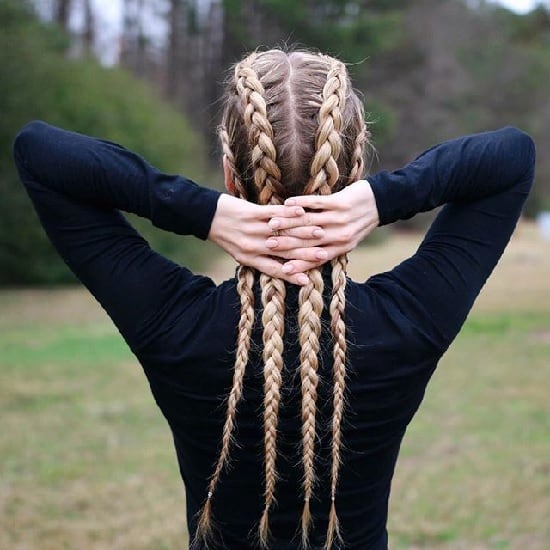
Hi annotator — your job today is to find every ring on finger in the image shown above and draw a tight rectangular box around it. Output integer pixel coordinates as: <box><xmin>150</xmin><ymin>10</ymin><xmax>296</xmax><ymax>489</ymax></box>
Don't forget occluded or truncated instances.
<box><xmin>271</xmin><ymin>228</ymin><xmax>281</xmax><ymax>237</ymax></box>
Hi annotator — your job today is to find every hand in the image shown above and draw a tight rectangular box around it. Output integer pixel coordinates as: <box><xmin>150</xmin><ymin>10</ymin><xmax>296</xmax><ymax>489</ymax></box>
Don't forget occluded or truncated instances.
<box><xmin>208</xmin><ymin>194</ymin><xmax>327</xmax><ymax>285</ymax></box>
<box><xmin>265</xmin><ymin>180</ymin><xmax>380</xmax><ymax>275</ymax></box>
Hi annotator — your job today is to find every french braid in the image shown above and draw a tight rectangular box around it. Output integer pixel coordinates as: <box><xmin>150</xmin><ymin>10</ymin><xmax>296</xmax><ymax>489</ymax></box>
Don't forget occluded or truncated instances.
<box><xmin>325</xmin><ymin>118</ymin><xmax>367</xmax><ymax>550</ymax></box>
<box><xmin>298</xmin><ymin>57</ymin><xmax>349</xmax><ymax>547</ymax></box>
<box><xmin>236</xmin><ymin>56</ymin><xmax>288</xmax><ymax>547</ymax></box>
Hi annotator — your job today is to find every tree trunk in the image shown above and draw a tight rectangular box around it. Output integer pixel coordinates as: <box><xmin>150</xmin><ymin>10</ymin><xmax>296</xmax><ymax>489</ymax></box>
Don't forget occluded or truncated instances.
<box><xmin>166</xmin><ymin>0</ymin><xmax>184</xmax><ymax>98</ymax></box>
<box><xmin>54</xmin><ymin>0</ymin><xmax>72</xmax><ymax>31</ymax></box>
<box><xmin>83</xmin><ymin>0</ymin><xmax>95</xmax><ymax>53</ymax></box>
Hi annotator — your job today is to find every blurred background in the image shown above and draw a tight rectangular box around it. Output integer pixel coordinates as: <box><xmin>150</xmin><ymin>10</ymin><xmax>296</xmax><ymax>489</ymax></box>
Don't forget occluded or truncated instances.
<box><xmin>1</xmin><ymin>1</ymin><xmax>549</xmax><ymax>548</ymax></box>
<box><xmin>0</xmin><ymin>0</ymin><xmax>549</xmax><ymax>282</ymax></box>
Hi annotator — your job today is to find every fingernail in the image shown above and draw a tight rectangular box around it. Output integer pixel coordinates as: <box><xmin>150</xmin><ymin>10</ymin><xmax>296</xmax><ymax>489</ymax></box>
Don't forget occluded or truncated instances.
<box><xmin>282</xmin><ymin>264</ymin><xmax>294</xmax><ymax>274</ymax></box>
<box><xmin>266</xmin><ymin>239</ymin><xmax>277</xmax><ymax>248</ymax></box>
<box><xmin>285</xmin><ymin>198</ymin><xmax>296</xmax><ymax>206</ymax></box>
<box><xmin>295</xmin><ymin>207</ymin><xmax>305</xmax><ymax>216</ymax></box>
<box><xmin>313</xmin><ymin>228</ymin><xmax>324</xmax><ymax>238</ymax></box>
<box><xmin>297</xmin><ymin>274</ymin><xmax>309</xmax><ymax>285</ymax></box>
<box><xmin>269</xmin><ymin>219</ymin><xmax>280</xmax><ymax>229</ymax></box>
<box><xmin>316</xmin><ymin>250</ymin><xmax>328</xmax><ymax>260</ymax></box>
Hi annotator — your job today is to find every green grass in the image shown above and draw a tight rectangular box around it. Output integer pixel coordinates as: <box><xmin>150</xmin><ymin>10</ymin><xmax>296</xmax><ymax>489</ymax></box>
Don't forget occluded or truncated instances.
<box><xmin>0</xmin><ymin>298</ymin><xmax>187</xmax><ymax>547</ymax></box>
<box><xmin>389</xmin><ymin>310</ymin><xmax>549</xmax><ymax>549</ymax></box>
<box><xmin>1</xmin><ymin>225</ymin><xmax>549</xmax><ymax>549</ymax></box>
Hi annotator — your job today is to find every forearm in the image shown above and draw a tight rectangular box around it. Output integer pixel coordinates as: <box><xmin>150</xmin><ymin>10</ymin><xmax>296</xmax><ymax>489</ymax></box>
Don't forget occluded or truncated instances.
<box><xmin>13</xmin><ymin>121</ymin><xmax>220</xmax><ymax>239</ymax></box>
<box><xmin>368</xmin><ymin>127</ymin><xmax>535</xmax><ymax>226</ymax></box>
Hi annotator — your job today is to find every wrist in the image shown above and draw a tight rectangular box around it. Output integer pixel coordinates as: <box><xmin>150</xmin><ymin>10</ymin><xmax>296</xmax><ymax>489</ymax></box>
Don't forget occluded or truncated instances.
<box><xmin>361</xmin><ymin>179</ymin><xmax>380</xmax><ymax>227</ymax></box>
<box><xmin>208</xmin><ymin>193</ymin><xmax>231</xmax><ymax>245</ymax></box>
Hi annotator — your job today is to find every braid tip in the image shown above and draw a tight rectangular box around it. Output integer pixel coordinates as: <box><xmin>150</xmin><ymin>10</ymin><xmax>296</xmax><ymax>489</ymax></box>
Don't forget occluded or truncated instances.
<box><xmin>325</xmin><ymin>500</ymin><xmax>342</xmax><ymax>549</ymax></box>
<box><xmin>301</xmin><ymin>498</ymin><xmax>312</xmax><ymax>549</ymax></box>
<box><xmin>259</xmin><ymin>506</ymin><xmax>272</xmax><ymax>549</ymax></box>
<box><xmin>194</xmin><ymin>497</ymin><xmax>214</xmax><ymax>549</ymax></box>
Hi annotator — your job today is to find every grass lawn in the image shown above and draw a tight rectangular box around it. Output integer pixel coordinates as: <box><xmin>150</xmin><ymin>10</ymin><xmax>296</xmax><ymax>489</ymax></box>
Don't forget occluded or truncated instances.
<box><xmin>0</xmin><ymin>222</ymin><xmax>548</xmax><ymax>549</ymax></box>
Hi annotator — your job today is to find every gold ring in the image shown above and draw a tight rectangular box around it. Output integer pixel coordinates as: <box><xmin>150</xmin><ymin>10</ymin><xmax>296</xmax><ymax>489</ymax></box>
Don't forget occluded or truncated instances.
<box><xmin>271</xmin><ymin>228</ymin><xmax>280</xmax><ymax>237</ymax></box>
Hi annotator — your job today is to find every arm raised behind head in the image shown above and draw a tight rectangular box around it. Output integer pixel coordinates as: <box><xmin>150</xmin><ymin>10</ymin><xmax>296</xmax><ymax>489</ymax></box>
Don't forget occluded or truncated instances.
<box><xmin>268</xmin><ymin>127</ymin><xmax>535</xmax><ymax>276</ymax></box>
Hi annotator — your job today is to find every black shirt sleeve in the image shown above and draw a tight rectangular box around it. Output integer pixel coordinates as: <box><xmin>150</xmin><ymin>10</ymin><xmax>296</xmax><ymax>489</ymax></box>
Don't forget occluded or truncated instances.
<box><xmin>368</xmin><ymin>127</ymin><xmax>536</xmax><ymax>350</ymax></box>
<box><xmin>12</xmin><ymin>121</ymin><xmax>221</xmax><ymax>352</ymax></box>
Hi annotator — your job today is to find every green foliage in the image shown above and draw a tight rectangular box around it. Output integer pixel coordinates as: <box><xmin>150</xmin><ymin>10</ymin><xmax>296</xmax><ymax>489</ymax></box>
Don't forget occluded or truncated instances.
<box><xmin>456</xmin><ymin>4</ymin><xmax>550</xmax><ymax>217</ymax></box>
<box><xmin>0</xmin><ymin>0</ymin><xmax>210</xmax><ymax>285</ymax></box>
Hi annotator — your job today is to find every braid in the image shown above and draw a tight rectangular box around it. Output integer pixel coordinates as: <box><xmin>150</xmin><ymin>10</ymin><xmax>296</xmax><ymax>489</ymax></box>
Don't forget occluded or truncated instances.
<box><xmin>220</xmin><ymin>127</ymin><xmax>248</xmax><ymax>199</ymax></box>
<box><xmin>195</xmin><ymin>128</ymin><xmax>256</xmax><ymax>545</ymax></box>
<box><xmin>235</xmin><ymin>57</ymin><xmax>285</xmax><ymax>202</ymax></box>
<box><xmin>296</xmin><ymin>56</ymin><xmax>349</xmax><ymax>547</ymax></box>
<box><xmin>236</xmin><ymin>56</ymin><xmax>288</xmax><ymax>547</ymax></box>
<box><xmin>258</xmin><ymin>273</ymin><xmax>286</xmax><ymax>547</ymax></box>
<box><xmin>348</xmin><ymin>119</ymin><xmax>367</xmax><ymax>184</ymax></box>
<box><xmin>297</xmin><ymin>269</ymin><xmax>324</xmax><ymax>547</ymax></box>
<box><xmin>314</xmin><ymin>57</ymin><xmax>351</xmax><ymax>550</ymax></box>
<box><xmin>326</xmin><ymin>255</ymin><xmax>347</xmax><ymax>549</ymax></box>
<box><xmin>308</xmin><ymin>57</ymin><xmax>346</xmax><ymax>194</ymax></box>
<box><xmin>195</xmin><ymin>266</ymin><xmax>255</xmax><ymax>545</ymax></box>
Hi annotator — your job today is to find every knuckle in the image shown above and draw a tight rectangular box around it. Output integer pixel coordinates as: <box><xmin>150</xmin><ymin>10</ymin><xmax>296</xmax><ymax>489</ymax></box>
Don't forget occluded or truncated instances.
<box><xmin>336</xmin><ymin>211</ymin><xmax>349</xmax><ymax>224</ymax></box>
<box><xmin>339</xmin><ymin>229</ymin><xmax>353</xmax><ymax>243</ymax></box>
<box><xmin>240</xmin><ymin>238</ymin><xmax>254</xmax><ymax>254</ymax></box>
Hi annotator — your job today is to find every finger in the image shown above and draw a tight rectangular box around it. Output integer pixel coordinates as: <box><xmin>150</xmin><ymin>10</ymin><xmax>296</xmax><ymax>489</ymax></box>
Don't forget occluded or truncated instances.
<box><xmin>270</xmin><ymin>246</ymin><xmax>329</xmax><ymax>262</ymax></box>
<box><xmin>281</xmin><ymin>247</ymin><xmax>342</xmax><ymax>272</ymax></box>
<box><xmin>285</xmin><ymin>226</ymin><xmax>325</xmax><ymax>240</ymax></box>
<box><xmin>265</xmin><ymin>230</ymin><xmax>325</xmax><ymax>249</ymax></box>
<box><xmin>251</xmin><ymin>256</ymin><xmax>309</xmax><ymax>285</ymax></box>
<box><xmin>269</xmin><ymin>213</ymin><xmax>318</xmax><ymax>231</ymax></box>
<box><xmin>286</xmin><ymin>272</ymin><xmax>311</xmax><ymax>286</ymax></box>
<box><xmin>278</xmin><ymin>205</ymin><xmax>306</xmax><ymax>218</ymax></box>
<box><xmin>249</xmin><ymin>203</ymin><xmax>305</xmax><ymax>221</ymax></box>
<box><xmin>269</xmin><ymin>210</ymin><xmax>343</xmax><ymax>231</ymax></box>
<box><xmin>266</xmin><ymin>235</ymin><xmax>323</xmax><ymax>252</ymax></box>
<box><xmin>284</xmin><ymin>195</ymin><xmax>336</xmax><ymax>211</ymax></box>
<box><xmin>268</xmin><ymin>213</ymin><xmax>314</xmax><ymax>231</ymax></box>
<box><xmin>281</xmin><ymin>259</ymin><xmax>324</xmax><ymax>275</ymax></box>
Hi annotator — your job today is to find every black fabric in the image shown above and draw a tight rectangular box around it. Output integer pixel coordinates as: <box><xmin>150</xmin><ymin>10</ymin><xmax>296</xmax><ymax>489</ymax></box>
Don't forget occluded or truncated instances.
<box><xmin>13</xmin><ymin>121</ymin><xmax>535</xmax><ymax>549</ymax></box>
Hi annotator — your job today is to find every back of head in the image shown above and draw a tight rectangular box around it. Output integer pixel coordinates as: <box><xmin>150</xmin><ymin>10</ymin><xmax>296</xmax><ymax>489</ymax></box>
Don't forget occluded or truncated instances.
<box><xmin>197</xmin><ymin>48</ymin><xmax>369</xmax><ymax>550</ymax></box>
<box><xmin>220</xmin><ymin>49</ymin><xmax>366</xmax><ymax>203</ymax></box>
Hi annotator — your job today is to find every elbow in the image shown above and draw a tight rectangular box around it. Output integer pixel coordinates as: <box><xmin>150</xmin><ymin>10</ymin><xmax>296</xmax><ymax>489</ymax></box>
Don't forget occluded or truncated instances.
<box><xmin>13</xmin><ymin>120</ymin><xmax>49</xmax><ymax>166</ymax></box>
<box><xmin>12</xmin><ymin>120</ymin><xmax>51</xmax><ymax>180</ymax></box>
<box><xmin>503</xmin><ymin>126</ymin><xmax>536</xmax><ymax>182</ymax></box>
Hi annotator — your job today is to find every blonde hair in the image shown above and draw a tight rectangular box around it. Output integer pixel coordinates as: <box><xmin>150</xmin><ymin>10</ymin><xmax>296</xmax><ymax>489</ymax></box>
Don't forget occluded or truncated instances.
<box><xmin>196</xmin><ymin>49</ymin><xmax>368</xmax><ymax>549</ymax></box>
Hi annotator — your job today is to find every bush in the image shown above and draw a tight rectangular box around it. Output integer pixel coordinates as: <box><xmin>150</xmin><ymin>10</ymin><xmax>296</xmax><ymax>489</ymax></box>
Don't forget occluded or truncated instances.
<box><xmin>0</xmin><ymin>1</ymin><xmax>212</xmax><ymax>285</ymax></box>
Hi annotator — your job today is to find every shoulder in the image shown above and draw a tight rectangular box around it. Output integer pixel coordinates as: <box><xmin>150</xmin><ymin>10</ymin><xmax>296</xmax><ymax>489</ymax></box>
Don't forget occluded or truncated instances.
<box><xmin>346</xmin><ymin>277</ymin><xmax>445</xmax><ymax>356</ymax></box>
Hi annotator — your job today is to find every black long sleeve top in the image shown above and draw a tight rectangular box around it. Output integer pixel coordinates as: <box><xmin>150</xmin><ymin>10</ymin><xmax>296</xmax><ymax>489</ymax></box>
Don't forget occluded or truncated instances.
<box><xmin>12</xmin><ymin>121</ymin><xmax>536</xmax><ymax>549</ymax></box>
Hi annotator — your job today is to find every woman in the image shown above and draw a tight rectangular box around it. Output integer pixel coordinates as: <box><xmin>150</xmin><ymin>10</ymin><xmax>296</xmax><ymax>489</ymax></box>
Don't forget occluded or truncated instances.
<box><xmin>13</xmin><ymin>49</ymin><xmax>535</xmax><ymax>549</ymax></box>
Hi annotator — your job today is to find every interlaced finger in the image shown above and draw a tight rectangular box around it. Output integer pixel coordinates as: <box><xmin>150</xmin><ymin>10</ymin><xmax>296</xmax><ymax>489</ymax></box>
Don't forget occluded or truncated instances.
<box><xmin>266</xmin><ymin>230</ymin><xmax>325</xmax><ymax>249</ymax></box>
<box><xmin>281</xmin><ymin>259</ymin><xmax>327</xmax><ymax>275</ymax></box>
<box><xmin>252</xmin><ymin>256</ymin><xmax>310</xmax><ymax>285</ymax></box>
<box><xmin>268</xmin><ymin>246</ymin><xmax>329</xmax><ymax>262</ymax></box>
<box><xmin>248</xmin><ymin>203</ymin><xmax>305</xmax><ymax>221</ymax></box>
<box><xmin>268</xmin><ymin>210</ymin><xmax>340</xmax><ymax>232</ymax></box>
